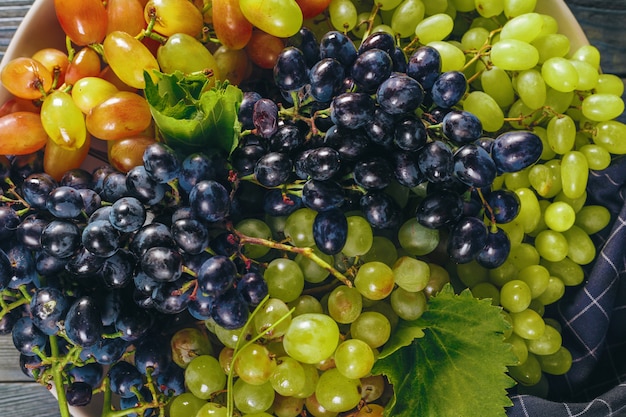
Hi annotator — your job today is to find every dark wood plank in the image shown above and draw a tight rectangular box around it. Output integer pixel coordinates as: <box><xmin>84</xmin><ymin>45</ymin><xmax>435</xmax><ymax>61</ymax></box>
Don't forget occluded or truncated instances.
<box><xmin>0</xmin><ymin>383</ymin><xmax>62</xmax><ymax>417</ymax></box>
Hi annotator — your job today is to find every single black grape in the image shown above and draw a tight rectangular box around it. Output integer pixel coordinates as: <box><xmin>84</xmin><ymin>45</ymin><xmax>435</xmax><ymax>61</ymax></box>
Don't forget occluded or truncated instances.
<box><xmin>486</xmin><ymin>189</ymin><xmax>521</xmax><ymax>224</ymax></box>
<box><xmin>66</xmin><ymin>381</ymin><xmax>93</xmax><ymax>407</ymax></box>
<box><xmin>351</xmin><ymin>48</ymin><xmax>393</xmax><ymax>93</ymax></box>
<box><xmin>254</xmin><ymin>151</ymin><xmax>293</xmax><ymax>187</ymax></box>
<box><xmin>301</xmin><ymin>179</ymin><xmax>345</xmax><ymax>212</ymax></box>
<box><xmin>359</xmin><ymin>192</ymin><xmax>401</xmax><ymax>230</ymax></box>
<box><xmin>416</xmin><ymin>190</ymin><xmax>464</xmax><ymax>229</ymax></box>
<box><xmin>0</xmin><ymin>206</ymin><xmax>20</xmax><ymax>240</ymax></box>
<box><xmin>189</xmin><ymin>180</ymin><xmax>231</xmax><ymax>223</ymax></box>
<box><xmin>263</xmin><ymin>189</ymin><xmax>303</xmax><ymax>216</ymax></box>
<box><xmin>447</xmin><ymin>216</ymin><xmax>489</xmax><ymax>264</ymax></box>
<box><xmin>197</xmin><ymin>255</ymin><xmax>237</xmax><ymax>297</ymax></box>
<box><xmin>377</xmin><ymin>74</ymin><xmax>424</xmax><ymax>115</ymax></box>
<box><xmin>109</xmin><ymin>196</ymin><xmax>146</xmax><ymax>233</ymax></box>
<box><xmin>65</xmin><ymin>296</ymin><xmax>104</xmax><ymax>347</ymax></box>
<box><xmin>476</xmin><ymin>227</ymin><xmax>511</xmax><ymax>269</ymax></box>
<box><xmin>393</xmin><ymin>115</ymin><xmax>428</xmax><ymax>152</ymax></box>
<box><xmin>12</xmin><ymin>316</ymin><xmax>48</xmax><ymax>356</ymax></box>
<box><xmin>309</xmin><ymin>58</ymin><xmax>346</xmax><ymax>102</ymax></box>
<box><xmin>491</xmin><ymin>130</ymin><xmax>543</xmax><ymax>173</ymax></box>
<box><xmin>452</xmin><ymin>144</ymin><xmax>497</xmax><ymax>188</ymax></box>
<box><xmin>431</xmin><ymin>71</ymin><xmax>467</xmax><ymax>108</ymax></box>
<box><xmin>417</xmin><ymin>141</ymin><xmax>454</xmax><ymax>183</ymax></box>
<box><xmin>141</xmin><ymin>246</ymin><xmax>183</xmax><ymax>283</ymax></box>
<box><xmin>41</xmin><ymin>220</ymin><xmax>81</xmax><ymax>258</ymax></box>
<box><xmin>171</xmin><ymin>218</ymin><xmax>209</xmax><ymax>255</ymax></box>
<box><xmin>442</xmin><ymin>110</ymin><xmax>483</xmax><ymax>144</ymax></box>
<box><xmin>82</xmin><ymin>219</ymin><xmax>121</xmax><ymax>258</ymax></box>
<box><xmin>353</xmin><ymin>157</ymin><xmax>393</xmax><ymax>191</ymax></box>
<box><xmin>21</xmin><ymin>173</ymin><xmax>57</xmax><ymax>210</ymax></box>
<box><xmin>211</xmin><ymin>287</ymin><xmax>249</xmax><ymax>330</ymax></box>
<box><xmin>330</xmin><ymin>92</ymin><xmax>376</xmax><ymax>130</ymax></box>
<box><xmin>303</xmin><ymin>147</ymin><xmax>341</xmax><ymax>181</ymax></box>
<box><xmin>142</xmin><ymin>142</ymin><xmax>181</xmax><ymax>184</ymax></box>
<box><xmin>319</xmin><ymin>31</ymin><xmax>358</xmax><ymax>68</ymax></box>
<box><xmin>99</xmin><ymin>249</ymin><xmax>136</xmax><ymax>289</ymax></box>
<box><xmin>253</xmin><ymin>98</ymin><xmax>279</xmax><ymax>138</ymax></box>
<box><xmin>274</xmin><ymin>46</ymin><xmax>309</xmax><ymax>92</ymax></box>
<box><xmin>313</xmin><ymin>207</ymin><xmax>348</xmax><ymax>255</ymax></box>
<box><xmin>108</xmin><ymin>361</ymin><xmax>144</xmax><ymax>398</ymax></box>
<box><xmin>126</xmin><ymin>165</ymin><xmax>166</xmax><ymax>205</ymax></box>
<box><xmin>46</xmin><ymin>186</ymin><xmax>84</xmax><ymax>219</ymax></box>
<box><xmin>407</xmin><ymin>46</ymin><xmax>442</xmax><ymax>90</ymax></box>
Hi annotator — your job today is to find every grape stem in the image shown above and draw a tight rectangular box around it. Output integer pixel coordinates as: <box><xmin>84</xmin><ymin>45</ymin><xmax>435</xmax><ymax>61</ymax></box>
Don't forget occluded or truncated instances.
<box><xmin>49</xmin><ymin>335</ymin><xmax>72</xmax><ymax>417</ymax></box>
<box><xmin>231</xmin><ymin>228</ymin><xmax>353</xmax><ymax>287</ymax></box>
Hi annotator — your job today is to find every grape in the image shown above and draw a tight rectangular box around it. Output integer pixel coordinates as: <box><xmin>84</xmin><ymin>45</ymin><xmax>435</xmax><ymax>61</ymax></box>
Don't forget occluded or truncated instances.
<box><xmin>185</xmin><ymin>355</ymin><xmax>227</xmax><ymax>400</ymax></box>
<box><xmin>431</xmin><ymin>70</ymin><xmax>467</xmax><ymax>108</ymax></box>
<box><xmin>283</xmin><ymin>313</ymin><xmax>339</xmax><ymax>364</ymax></box>
<box><xmin>309</xmin><ymin>58</ymin><xmax>346</xmax><ymax>103</ymax></box>
<box><xmin>65</xmin><ymin>296</ymin><xmax>103</xmax><ymax>347</ymax></box>
<box><xmin>330</xmin><ymin>92</ymin><xmax>376</xmax><ymax>129</ymax></box>
<box><xmin>263</xmin><ymin>258</ymin><xmax>304</xmax><ymax>303</ymax></box>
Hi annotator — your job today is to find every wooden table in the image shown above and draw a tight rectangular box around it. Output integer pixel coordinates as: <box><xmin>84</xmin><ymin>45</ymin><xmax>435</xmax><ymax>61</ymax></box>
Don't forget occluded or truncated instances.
<box><xmin>1</xmin><ymin>1</ymin><xmax>625</xmax><ymax>417</ymax></box>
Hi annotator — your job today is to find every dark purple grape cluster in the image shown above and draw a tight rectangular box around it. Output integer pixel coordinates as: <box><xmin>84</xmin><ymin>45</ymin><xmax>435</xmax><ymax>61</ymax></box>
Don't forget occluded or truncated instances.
<box><xmin>234</xmin><ymin>28</ymin><xmax>543</xmax><ymax>267</ymax></box>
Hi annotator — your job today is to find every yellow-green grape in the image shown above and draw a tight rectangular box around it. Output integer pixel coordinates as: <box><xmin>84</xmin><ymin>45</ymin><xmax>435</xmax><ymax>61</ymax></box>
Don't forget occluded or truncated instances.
<box><xmin>103</xmin><ymin>30</ymin><xmax>159</xmax><ymax>89</ymax></box>
<box><xmin>507</xmin><ymin>99</ymin><xmax>540</xmax><ymax>130</ymax></box>
<box><xmin>236</xmin><ymin>218</ymin><xmax>272</xmax><ymax>259</ymax></box>
<box><xmin>510</xmin><ymin>308</ymin><xmax>545</xmax><ymax>340</ymax></box>
<box><xmin>232</xmin><ymin>380</ymin><xmax>275</xmax><ymax>414</ymax></box>
<box><xmin>289</xmin><ymin>295</ymin><xmax>323</xmax><ymax>317</ymax></box>
<box><xmin>480</xmin><ymin>66</ymin><xmax>515</xmax><ymax>108</ymax></box>
<box><xmin>157</xmin><ymin>33</ymin><xmax>221</xmax><ymax>80</ymax></box>
<box><xmin>423</xmin><ymin>0</ymin><xmax>448</xmax><ymax>14</ymax></box>
<box><xmin>569</xmin><ymin>59</ymin><xmax>599</xmax><ymax>91</ymax></box>
<box><xmin>263</xmin><ymin>258</ymin><xmax>304</xmax><ymax>303</ymax></box>
<box><xmin>514</xmin><ymin>188</ymin><xmax>541</xmax><ymax>234</ymax></box>
<box><xmin>376</xmin><ymin>0</ymin><xmax>404</xmax><ymax>10</ymax></box>
<box><xmin>528</xmin><ymin>299</ymin><xmax>545</xmax><ymax>317</ymax></box>
<box><xmin>414</xmin><ymin>13</ymin><xmax>453</xmax><ymax>44</ymax></box>
<box><xmin>185</xmin><ymin>355</ymin><xmax>227</xmax><ymax>399</ymax></box>
<box><xmin>500</xmin><ymin>12</ymin><xmax>543</xmax><ymax>43</ymax></box>
<box><xmin>293</xmin><ymin>364</ymin><xmax>319</xmax><ymax>399</ymax></box>
<box><xmin>284</xmin><ymin>208</ymin><xmax>317</xmax><ymax>247</ymax></box>
<box><xmin>283</xmin><ymin>313</ymin><xmax>339</xmax><ymax>364</ymax></box>
<box><xmin>71</xmin><ymin>77</ymin><xmax>118</xmax><ymax>114</ymax></box>
<box><xmin>515</xmin><ymin>69</ymin><xmax>546</xmax><ymax>110</ymax></box>
<box><xmin>350</xmin><ymin>311</ymin><xmax>391</xmax><ymax>348</ymax></box>
<box><xmin>504</xmin><ymin>169</ymin><xmax>531</xmax><ymax>190</ymax></box>
<box><xmin>541</xmin><ymin>57</ymin><xmax>579</xmax><ymax>92</ymax></box>
<box><xmin>169</xmin><ymin>393</ymin><xmax>207</xmax><ymax>416</ymax></box>
<box><xmin>526</xmin><ymin>324</ymin><xmax>562</xmax><ymax>356</ymax></box>
<box><xmin>531</xmin><ymin>34</ymin><xmax>570</xmax><ymax>63</ymax></box>
<box><xmin>474</xmin><ymin>0</ymin><xmax>504</xmax><ymax>17</ymax></box>
<box><xmin>517</xmin><ymin>265</ymin><xmax>550</xmax><ymax>299</ymax></box>
<box><xmin>560</xmin><ymin>151</ymin><xmax>588</xmax><ymax>199</ymax></box>
<box><xmin>543</xmin><ymin>201</ymin><xmax>576</xmax><ymax>232</ymax></box>
<box><xmin>490</xmin><ymin>39</ymin><xmax>539</xmax><ymax>71</ymax></box>
<box><xmin>506</xmin><ymin>333</ymin><xmax>529</xmax><ymax>365</ymax></box>
<box><xmin>462</xmin><ymin>90</ymin><xmax>505</xmax><ymax>132</ymax></box>
<box><xmin>534</xmin><ymin>276</ymin><xmax>564</xmax><ymax>306</ymax></box>
<box><xmin>532</xmin><ymin>126</ymin><xmax>556</xmax><ymax>160</ymax></box>
<box><xmin>456</xmin><ymin>260</ymin><xmax>489</xmax><ymax>288</ymax></box>
<box><xmin>508</xmin><ymin>351</ymin><xmax>543</xmax><ymax>385</ymax></box>
<box><xmin>554</xmin><ymin>189</ymin><xmax>587</xmax><ymax>213</ymax></box>
<box><xmin>391</xmin><ymin>0</ymin><xmax>425</xmax><ymax>38</ymax></box>
<box><xmin>595</xmin><ymin>73</ymin><xmax>625</xmax><ymax>96</ymax></box>
<box><xmin>315</xmin><ymin>368</ymin><xmax>362</xmax><ymax>413</ymax></box>
<box><xmin>499</xmin><ymin>220</ymin><xmax>525</xmax><ymax>247</ymax></box>
<box><xmin>427</xmin><ymin>41</ymin><xmax>465</xmax><ymax>71</ymax></box>
<box><xmin>392</xmin><ymin>256</ymin><xmax>430</xmax><ymax>292</ymax></box>
<box><xmin>354</xmin><ymin>261</ymin><xmax>395</xmax><ymax>300</ymax></box>
<box><xmin>295</xmin><ymin>246</ymin><xmax>333</xmax><ymax>284</ymax></box>
<box><xmin>581</xmin><ymin>93</ymin><xmax>625</xmax><ymax>122</ymax></box>
<box><xmin>488</xmin><ymin>259</ymin><xmax>520</xmax><ymax>288</ymax></box>
<box><xmin>503</xmin><ymin>0</ymin><xmax>537</xmax><ymax>18</ymax></box>
<box><xmin>370</xmin><ymin>24</ymin><xmax>394</xmax><ymax>35</ymax></box>
<box><xmin>570</xmin><ymin>44</ymin><xmax>601</xmax><ymax>69</ymax></box>
<box><xmin>471</xmin><ymin>282</ymin><xmax>501</xmax><ymax>306</ymax></box>
<box><xmin>334</xmin><ymin>339</ymin><xmax>375</xmax><ymax>379</ymax></box>
<box><xmin>450</xmin><ymin>0</ymin><xmax>475</xmax><ymax>11</ymax></box>
<box><xmin>562</xmin><ymin>225</ymin><xmax>596</xmax><ymax>265</ymax></box>
<box><xmin>508</xmin><ymin>242</ymin><xmax>540</xmax><ymax>270</ymax></box>
<box><xmin>534</xmin><ymin>230</ymin><xmax>568</xmax><ymax>262</ymax></box>
<box><xmin>397</xmin><ymin>218</ymin><xmax>439</xmax><ymax>256</ymax></box>
<box><xmin>529</xmin><ymin>199</ymin><xmax>550</xmax><ymax>237</ymax></box>
<box><xmin>362</xmin><ymin>235</ymin><xmax>399</xmax><ymax>266</ymax></box>
<box><xmin>461</xmin><ymin>26</ymin><xmax>490</xmax><ymax>50</ymax></box>
<box><xmin>329</xmin><ymin>0</ymin><xmax>358</xmax><ymax>32</ymax></box>
<box><xmin>528</xmin><ymin>164</ymin><xmax>560</xmax><ymax>198</ymax></box>
<box><xmin>390</xmin><ymin>287</ymin><xmax>427</xmax><ymax>320</ymax></box>
<box><xmin>500</xmin><ymin>279</ymin><xmax>532</xmax><ymax>313</ymax></box>
<box><xmin>234</xmin><ymin>343</ymin><xmax>277</xmax><ymax>385</ymax></box>
<box><xmin>269</xmin><ymin>356</ymin><xmax>306</xmax><ymax>397</ymax></box>
<box><xmin>544</xmin><ymin>88</ymin><xmax>574</xmax><ymax>114</ymax></box>
<box><xmin>327</xmin><ymin>285</ymin><xmax>362</xmax><ymax>324</ymax></box>
<box><xmin>575</xmin><ymin>205</ymin><xmax>611</xmax><ymax>234</ymax></box>
<box><xmin>541</xmin><ymin>257</ymin><xmax>584</xmax><ymax>287</ymax></box>
<box><xmin>592</xmin><ymin>120</ymin><xmax>626</xmax><ymax>154</ymax></box>
<box><xmin>579</xmin><ymin>144</ymin><xmax>611</xmax><ymax>171</ymax></box>
<box><xmin>41</xmin><ymin>90</ymin><xmax>87</xmax><ymax>150</ymax></box>
<box><xmin>536</xmin><ymin>346</ymin><xmax>572</xmax><ymax>375</ymax></box>
<box><xmin>342</xmin><ymin>215</ymin><xmax>374</xmax><ymax>257</ymax></box>
<box><xmin>196</xmin><ymin>402</ymin><xmax>227</xmax><ymax>417</ymax></box>
<box><xmin>254</xmin><ymin>298</ymin><xmax>292</xmax><ymax>339</ymax></box>
<box><xmin>538</xmin><ymin>13</ymin><xmax>558</xmax><ymax>36</ymax></box>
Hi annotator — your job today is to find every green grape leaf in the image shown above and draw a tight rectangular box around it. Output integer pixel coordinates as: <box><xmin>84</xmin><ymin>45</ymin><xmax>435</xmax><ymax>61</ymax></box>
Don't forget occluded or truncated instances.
<box><xmin>372</xmin><ymin>285</ymin><xmax>517</xmax><ymax>417</ymax></box>
<box><xmin>144</xmin><ymin>70</ymin><xmax>243</xmax><ymax>155</ymax></box>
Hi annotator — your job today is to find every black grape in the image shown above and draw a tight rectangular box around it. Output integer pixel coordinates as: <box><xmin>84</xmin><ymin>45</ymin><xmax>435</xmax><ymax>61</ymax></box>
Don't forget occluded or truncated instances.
<box><xmin>353</xmin><ymin>157</ymin><xmax>393</xmax><ymax>191</ymax></box>
<box><xmin>486</xmin><ymin>189</ymin><xmax>521</xmax><ymax>223</ymax></box>
<box><xmin>210</xmin><ymin>287</ymin><xmax>249</xmax><ymax>330</ymax></box>
<box><xmin>21</xmin><ymin>173</ymin><xmax>57</xmax><ymax>210</ymax></box>
<box><xmin>442</xmin><ymin>110</ymin><xmax>483</xmax><ymax>144</ymax></box>
<box><xmin>491</xmin><ymin>130</ymin><xmax>543</xmax><ymax>173</ymax></box>
<box><xmin>0</xmin><ymin>206</ymin><xmax>21</xmax><ymax>241</ymax></box>
<box><xmin>376</xmin><ymin>74</ymin><xmax>424</xmax><ymax>115</ymax></box>
<box><xmin>350</xmin><ymin>48</ymin><xmax>393</xmax><ymax>93</ymax></box>
<box><xmin>66</xmin><ymin>381</ymin><xmax>93</xmax><ymax>407</ymax></box>
<box><xmin>40</xmin><ymin>220</ymin><xmax>81</xmax><ymax>258</ymax></box>
<box><xmin>30</xmin><ymin>287</ymin><xmax>69</xmax><ymax>336</ymax></box>
<box><xmin>476</xmin><ymin>227</ymin><xmax>511</xmax><ymax>268</ymax></box>
<box><xmin>238</xmin><ymin>91</ymin><xmax>262</xmax><ymax>130</ymax></box>
<box><xmin>109</xmin><ymin>196</ymin><xmax>146</xmax><ymax>233</ymax></box>
<box><xmin>319</xmin><ymin>31</ymin><xmax>358</xmax><ymax>68</ymax></box>
<box><xmin>447</xmin><ymin>216</ymin><xmax>489</xmax><ymax>264</ymax></box>
<box><xmin>253</xmin><ymin>98</ymin><xmax>279</xmax><ymax>138</ymax></box>
<box><xmin>171</xmin><ymin>218</ymin><xmax>209</xmax><ymax>255</ymax></box>
<box><xmin>417</xmin><ymin>141</ymin><xmax>454</xmax><ymax>183</ymax></box>
<box><xmin>359</xmin><ymin>31</ymin><xmax>395</xmax><ymax>55</ymax></box>
<box><xmin>189</xmin><ymin>180</ymin><xmax>231</xmax><ymax>222</ymax></box>
<box><xmin>303</xmin><ymin>147</ymin><xmax>341</xmax><ymax>181</ymax></box>
<box><xmin>301</xmin><ymin>179</ymin><xmax>345</xmax><ymax>212</ymax></box>
<box><xmin>12</xmin><ymin>316</ymin><xmax>48</xmax><ymax>356</ymax></box>
<box><xmin>126</xmin><ymin>165</ymin><xmax>166</xmax><ymax>205</ymax></box>
<box><xmin>274</xmin><ymin>46</ymin><xmax>309</xmax><ymax>92</ymax></box>
<box><xmin>254</xmin><ymin>152</ymin><xmax>293</xmax><ymax>187</ymax></box>
<box><xmin>330</xmin><ymin>92</ymin><xmax>376</xmax><ymax>130</ymax></box>
<box><xmin>108</xmin><ymin>361</ymin><xmax>144</xmax><ymax>398</ymax></box>
<box><xmin>416</xmin><ymin>190</ymin><xmax>464</xmax><ymax>229</ymax></box>
<box><xmin>431</xmin><ymin>70</ymin><xmax>467</xmax><ymax>108</ymax></box>
<box><xmin>313</xmin><ymin>207</ymin><xmax>348</xmax><ymax>255</ymax></box>
<box><xmin>142</xmin><ymin>142</ymin><xmax>181</xmax><ymax>184</ymax></box>
<box><xmin>82</xmin><ymin>219</ymin><xmax>121</xmax><ymax>258</ymax></box>
<box><xmin>452</xmin><ymin>144</ymin><xmax>497</xmax><ymax>188</ymax></box>
<box><xmin>65</xmin><ymin>296</ymin><xmax>103</xmax><ymax>347</ymax></box>
<box><xmin>309</xmin><ymin>58</ymin><xmax>345</xmax><ymax>102</ymax></box>
<box><xmin>197</xmin><ymin>255</ymin><xmax>237</xmax><ymax>297</ymax></box>
<box><xmin>359</xmin><ymin>192</ymin><xmax>401</xmax><ymax>230</ymax></box>
<box><xmin>141</xmin><ymin>246</ymin><xmax>183</xmax><ymax>283</ymax></box>
<box><xmin>407</xmin><ymin>46</ymin><xmax>442</xmax><ymax>90</ymax></box>
<box><xmin>393</xmin><ymin>115</ymin><xmax>428</xmax><ymax>152</ymax></box>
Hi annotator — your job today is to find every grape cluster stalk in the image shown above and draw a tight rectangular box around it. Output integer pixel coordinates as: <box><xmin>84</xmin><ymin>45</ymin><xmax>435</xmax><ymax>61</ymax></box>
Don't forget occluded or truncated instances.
<box><xmin>0</xmin><ymin>0</ymin><xmax>625</xmax><ymax>416</ymax></box>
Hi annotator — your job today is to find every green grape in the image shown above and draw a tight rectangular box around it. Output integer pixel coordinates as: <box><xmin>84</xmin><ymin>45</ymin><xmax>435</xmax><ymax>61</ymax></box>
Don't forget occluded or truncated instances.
<box><xmin>334</xmin><ymin>339</ymin><xmax>375</xmax><ymax>379</ymax></box>
<box><xmin>391</xmin><ymin>0</ymin><xmax>425</xmax><ymax>38</ymax></box>
<box><xmin>329</xmin><ymin>0</ymin><xmax>358</xmax><ymax>31</ymax></box>
<box><xmin>474</xmin><ymin>0</ymin><xmax>504</xmax><ymax>17</ymax></box>
<box><xmin>504</xmin><ymin>168</ymin><xmax>531</xmax><ymax>191</ymax></box>
<box><xmin>422</xmin><ymin>0</ymin><xmax>448</xmax><ymax>14</ymax></box>
<box><xmin>515</xmin><ymin>69</ymin><xmax>546</xmax><ymax>110</ymax></box>
<box><xmin>541</xmin><ymin>57</ymin><xmax>579</xmax><ymax>92</ymax></box>
<box><xmin>170</xmin><ymin>327</ymin><xmax>213</xmax><ymax>369</ymax></box>
<box><xmin>538</xmin><ymin>13</ymin><xmax>559</xmax><ymax>36</ymax></box>
<box><xmin>517</xmin><ymin>265</ymin><xmax>550</xmax><ymax>299</ymax></box>
<box><xmin>500</xmin><ymin>279</ymin><xmax>532</xmax><ymax>313</ymax></box>
<box><xmin>196</xmin><ymin>402</ymin><xmax>228</xmax><ymax>417</ymax></box>
<box><xmin>569</xmin><ymin>59</ymin><xmax>599</xmax><ymax>91</ymax></box>
<box><xmin>505</xmin><ymin>332</ymin><xmax>529</xmax><ymax>365</ymax></box>
<box><xmin>428</xmin><ymin>40</ymin><xmax>466</xmax><ymax>71</ymax></box>
<box><xmin>264</xmin><ymin>258</ymin><xmax>304</xmax><ymax>303</ymax></box>
<box><xmin>457</xmin><ymin>260</ymin><xmax>488</xmax><ymax>288</ymax></box>
<box><xmin>392</xmin><ymin>255</ymin><xmax>430</xmax><ymax>292</ymax></box>
<box><xmin>499</xmin><ymin>219</ymin><xmax>525</xmax><ymax>247</ymax></box>
<box><xmin>581</xmin><ymin>93</ymin><xmax>625</xmax><ymax>122</ymax></box>
<box><xmin>508</xmin><ymin>352</ymin><xmax>542</xmax><ymax>385</ymax></box>
<box><xmin>450</xmin><ymin>0</ymin><xmax>475</xmax><ymax>12</ymax></box>
<box><xmin>397</xmin><ymin>218</ymin><xmax>439</xmax><ymax>256</ymax></box>
<box><xmin>515</xmin><ymin>188</ymin><xmax>541</xmax><ymax>234</ymax></box>
<box><xmin>503</xmin><ymin>0</ymin><xmax>536</xmax><ymax>18</ymax></box>
<box><xmin>528</xmin><ymin>164</ymin><xmax>560</xmax><ymax>198</ymax></box>
<box><xmin>508</xmin><ymin>243</ymin><xmax>540</xmax><ymax>271</ymax></box>
<box><xmin>562</xmin><ymin>225</ymin><xmax>596</xmax><ymax>266</ymax></box>
<box><xmin>507</xmin><ymin>99</ymin><xmax>541</xmax><ymax>130</ymax></box>
<box><xmin>535</xmin><ymin>276</ymin><xmax>565</xmax><ymax>305</ymax></box>
<box><xmin>265</xmin><ymin>214</ymin><xmax>287</xmax><ymax>240</ymax></box>
<box><xmin>213</xmin><ymin>323</ymin><xmax>255</xmax><ymax>349</ymax></box>
<box><xmin>526</xmin><ymin>324</ymin><xmax>562</xmax><ymax>356</ymax></box>
<box><xmin>390</xmin><ymin>287</ymin><xmax>427</xmax><ymax>320</ymax></box>
<box><xmin>470</xmin><ymin>15</ymin><xmax>499</xmax><ymax>31</ymax></box>
<box><xmin>529</xmin><ymin>199</ymin><xmax>550</xmax><ymax>237</ymax></box>
<box><xmin>593</xmin><ymin>120</ymin><xmax>626</xmax><ymax>154</ymax></box>
<box><xmin>304</xmin><ymin>393</ymin><xmax>339</xmax><ymax>417</ymax></box>
<box><xmin>168</xmin><ymin>393</ymin><xmax>207</xmax><ymax>417</ymax></box>
<box><xmin>269</xmin><ymin>356</ymin><xmax>306</xmax><ymax>396</ymax></box>
<box><xmin>560</xmin><ymin>151</ymin><xmax>588</xmax><ymax>200</ymax></box>
<box><xmin>490</xmin><ymin>39</ymin><xmax>539</xmax><ymax>71</ymax></box>
<box><xmin>293</xmin><ymin>363</ymin><xmax>320</xmax><ymax>398</ymax></box>
<box><xmin>289</xmin><ymin>295</ymin><xmax>324</xmax><ymax>317</ymax></box>
<box><xmin>534</xmin><ymin>229</ymin><xmax>568</xmax><ymax>262</ymax></box>
<box><xmin>536</xmin><ymin>346</ymin><xmax>572</xmax><ymax>375</ymax></box>
<box><xmin>219</xmin><ymin>347</ymin><xmax>234</xmax><ymax>375</ymax></box>
<box><xmin>547</xmin><ymin>114</ymin><xmax>576</xmax><ymax>154</ymax></box>
<box><xmin>425</xmin><ymin>263</ymin><xmax>451</xmax><ymax>298</ymax></box>
<box><xmin>234</xmin><ymin>343</ymin><xmax>276</xmax><ymax>385</ymax></box>
<box><xmin>500</xmin><ymin>12</ymin><xmax>543</xmax><ymax>43</ymax></box>
<box><xmin>284</xmin><ymin>208</ymin><xmax>317</xmax><ymax>247</ymax></box>
<box><xmin>157</xmin><ymin>33</ymin><xmax>220</xmax><ymax>77</ymax></box>
<box><xmin>543</xmin><ymin>88</ymin><xmax>574</xmax><ymax>114</ymax></box>
<box><xmin>254</xmin><ymin>298</ymin><xmax>292</xmax><ymax>339</ymax></box>
<box><xmin>271</xmin><ymin>395</ymin><xmax>305</xmax><ymax>417</ymax></box>
<box><xmin>236</xmin><ymin>218</ymin><xmax>273</xmax><ymax>259</ymax></box>
<box><xmin>371</xmin><ymin>24</ymin><xmax>395</xmax><ymax>36</ymax></box>
<box><xmin>364</xmin><ymin>299</ymin><xmax>399</xmax><ymax>331</ymax></box>
<box><xmin>342</xmin><ymin>215</ymin><xmax>374</xmax><ymax>257</ymax></box>
<box><xmin>295</xmin><ymin>246</ymin><xmax>333</xmax><ymax>284</ymax></box>
<box><xmin>350</xmin><ymin>311</ymin><xmax>391</xmax><ymax>348</ymax></box>
<box><xmin>462</xmin><ymin>90</ymin><xmax>505</xmax><ymax>132</ymax></box>
<box><xmin>595</xmin><ymin>73</ymin><xmax>625</xmax><ymax>96</ymax></box>
<box><xmin>471</xmin><ymin>282</ymin><xmax>500</xmax><ymax>305</ymax></box>
<box><xmin>574</xmin><ymin>205</ymin><xmax>611</xmax><ymax>235</ymax></box>
<box><xmin>185</xmin><ymin>355</ymin><xmax>227</xmax><ymax>399</ymax></box>
<box><xmin>570</xmin><ymin>44</ymin><xmax>601</xmax><ymax>69</ymax></box>
<box><xmin>531</xmin><ymin>34</ymin><xmax>570</xmax><ymax>63</ymax></box>
<box><xmin>553</xmin><ymin>189</ymin><xmax>587</xmax><ymax>213</ymax></box>
<box><xmin>510</xmin><ymin>308</ymin><xmax>545</xmax><ymax>340</ymax></box>
<box><xmin>579</xmin><ymin>144</ymin><xmax>611</xmax><ymax>171</ymax></box>
<box><xmin>328</xmin><ymin>285</ymin><xmax>363</xmax><ymax>324</ymax></box>
<box><xmin>40</xmin><ymin>90</ymin><xmax>87</xmax><ymax>150</ymax></box>
<box><xmin>478</xmin><ymin>66</ymin><xmax>515</xmax><ymax>109</ymax></box>
<box><xmin>377</xmin><ymin>0</ymin><xmax>404</xmax><ymax>10</ymax></box>
<box><xmin>414</xmin><ymin>13</ymin><xmax>453</xmax><ymax>43</ymax></box>
<box><xmin>233</xmin><ymin>379</ymin><xmax>275</xmax><ymax>414</ymax></box>
<box><xmin>283</xmin><ymin>313</ymin><xmax>339</xmax><ymax>364</ymax></box>
<box><xmin>461</xmin><ymin>27</ymin><xmax>490</xmax><ymax>50</ymax></box>
<box><xmin>315</xmin><ymin>368</ymin><xmax>362</xmax><ymax>413</ymax></box>
<box><xmin>354</xmin><ymin>261</ymin><xmax>395</xmax><ymax>300</ymax></box>
<box><xmin>544</xmin><ymin>201</ymin><xmax>576</xmax><ymax>232</ymax></box>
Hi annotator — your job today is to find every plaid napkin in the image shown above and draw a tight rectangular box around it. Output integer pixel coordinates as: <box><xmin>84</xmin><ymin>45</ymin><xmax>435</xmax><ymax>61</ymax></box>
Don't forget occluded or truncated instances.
<box><xmin>508</xmin><ymin>155</ymin><xmax>626</xmax><ymax>416</ymax></box>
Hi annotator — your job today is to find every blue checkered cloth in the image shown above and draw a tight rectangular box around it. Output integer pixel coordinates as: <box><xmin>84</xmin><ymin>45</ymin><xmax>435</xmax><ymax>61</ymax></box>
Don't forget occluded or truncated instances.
<box><xmin>508</xmin><ymin>155</ymin><xmax>626</xmax><ymax>416</ymax></box>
